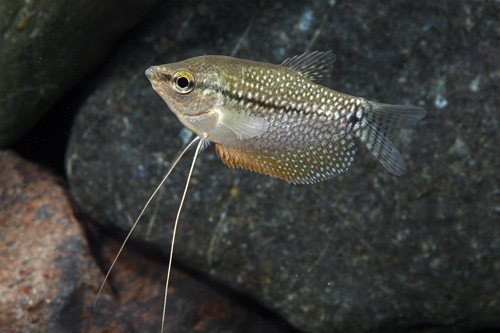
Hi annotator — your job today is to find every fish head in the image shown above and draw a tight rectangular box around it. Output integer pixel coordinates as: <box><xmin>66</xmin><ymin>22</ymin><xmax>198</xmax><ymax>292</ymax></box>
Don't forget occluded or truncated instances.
<box><xmin>145</xmin><ymin>57</ymin><xmax>222</xmax><ymax>137</ymax></box>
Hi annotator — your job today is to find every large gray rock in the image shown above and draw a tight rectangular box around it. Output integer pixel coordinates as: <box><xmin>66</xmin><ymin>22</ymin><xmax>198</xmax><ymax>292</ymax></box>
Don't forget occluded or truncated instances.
<box><xmin>66</xmin><ymin>0</ymin><xmax>500</xmax><ymax>332</ymax></box>
<box><xmin>0</xmin><ymin>0</ymin><xmax>160</xmax><ymax>147</ymax></box>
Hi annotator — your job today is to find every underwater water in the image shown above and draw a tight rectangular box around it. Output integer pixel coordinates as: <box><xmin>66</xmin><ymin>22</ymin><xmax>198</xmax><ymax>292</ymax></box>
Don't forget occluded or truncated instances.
<box><xmin>2</xmin><ymin>0</ymin><xmax>499</xmax><ymax>332</ymax></box>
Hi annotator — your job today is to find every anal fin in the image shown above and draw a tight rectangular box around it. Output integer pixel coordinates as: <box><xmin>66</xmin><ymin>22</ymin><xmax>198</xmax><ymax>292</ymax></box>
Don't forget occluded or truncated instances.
<box><xmin>216</xmin><ymin>135</ymin><xmax>356</xmax><ymax>184</ymax></box>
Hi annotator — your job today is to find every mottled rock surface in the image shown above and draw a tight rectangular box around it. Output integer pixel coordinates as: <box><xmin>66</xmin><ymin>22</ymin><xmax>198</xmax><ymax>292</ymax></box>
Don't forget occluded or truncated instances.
<box><xmin>66</xmin><ymin>1</ymin><xmax>500</xmax><ymax>332</ymax></box>
<box><xmin>0</xmin><ymin>0</ymin><xmax>161</xmax><ymax>147</ymax></box>
<box><xmin>0</xmin><ymin>151</ymin><xmax>293</xmax><ymax>332</ymax></box>
<box><xmin>0</xmin><ymin>150</ymin><xmax>101</xmax><ymax>331</ymax></box>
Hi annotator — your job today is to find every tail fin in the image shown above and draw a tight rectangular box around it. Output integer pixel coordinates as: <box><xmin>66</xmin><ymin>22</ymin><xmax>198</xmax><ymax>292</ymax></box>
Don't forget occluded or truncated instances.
<box><xmin>356</xmin><ymin>101</ymin><xmax>426</xmax><ymax>175</ymax></box>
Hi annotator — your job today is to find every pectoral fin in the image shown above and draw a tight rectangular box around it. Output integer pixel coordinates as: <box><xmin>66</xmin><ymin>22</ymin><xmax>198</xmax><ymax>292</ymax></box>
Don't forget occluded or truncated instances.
<box><xmin>219</xmin><ymin>110</ymin><xmax>268</xmax><ymax>140</ymax></box>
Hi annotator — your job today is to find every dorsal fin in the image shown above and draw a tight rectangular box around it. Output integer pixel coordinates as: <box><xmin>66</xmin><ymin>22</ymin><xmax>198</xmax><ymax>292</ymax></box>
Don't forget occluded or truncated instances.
<box><xmin>215</xmin><ymin>135</ymin><xmax>356</xmax><ymax>184</ymax></box>
<box><xmin>280</xmin><ymin>50</ymin><xmax>336</xmax><ymax>83</ymax></box>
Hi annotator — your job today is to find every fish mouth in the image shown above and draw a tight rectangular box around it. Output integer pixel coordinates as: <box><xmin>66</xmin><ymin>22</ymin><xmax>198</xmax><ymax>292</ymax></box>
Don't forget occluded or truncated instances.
<box><xmin>185</xmin><ymin>110</ymin><xmax>210</xmax><ymax>117</ymax></box>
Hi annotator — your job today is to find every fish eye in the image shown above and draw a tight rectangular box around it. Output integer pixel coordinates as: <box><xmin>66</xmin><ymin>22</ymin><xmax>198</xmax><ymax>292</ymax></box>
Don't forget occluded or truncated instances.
<box><xmin>172</xmin><ymin>71</ymin><xmax>195</xmax><ymax>94</ymax></box>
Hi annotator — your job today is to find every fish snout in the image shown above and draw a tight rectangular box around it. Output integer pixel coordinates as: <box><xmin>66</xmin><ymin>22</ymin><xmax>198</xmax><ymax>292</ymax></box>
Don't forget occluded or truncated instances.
<box><xmin>145</xmin><ymin>67</ymin><xmax>156</xmax><ymax>82</ymax></box>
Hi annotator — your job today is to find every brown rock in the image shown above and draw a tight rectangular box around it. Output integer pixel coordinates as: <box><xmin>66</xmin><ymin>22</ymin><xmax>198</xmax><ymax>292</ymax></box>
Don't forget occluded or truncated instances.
<box><xmin>0</xmin><ymin>150</ymin><xmax>293</xmax><ymax>332</ymax></box>
<box><xmin>0</xmin><ymin>150</ymin><xmax>101</xmax><ymax>331</ymax></box>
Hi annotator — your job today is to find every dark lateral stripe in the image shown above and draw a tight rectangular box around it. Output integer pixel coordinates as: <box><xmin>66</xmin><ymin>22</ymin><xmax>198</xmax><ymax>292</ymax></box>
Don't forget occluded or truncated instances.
<box><xmin>196</xmin><ymin>81</ymin><xmax>306</xmax><ymax>114</ymax></box>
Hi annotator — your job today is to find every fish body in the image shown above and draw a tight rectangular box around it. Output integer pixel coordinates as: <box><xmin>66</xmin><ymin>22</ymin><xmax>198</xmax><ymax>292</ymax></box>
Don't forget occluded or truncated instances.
<box><xmin>146</xmin><ymin>51</ymin><xmax>425</xmax><ymax>184</ymax></box>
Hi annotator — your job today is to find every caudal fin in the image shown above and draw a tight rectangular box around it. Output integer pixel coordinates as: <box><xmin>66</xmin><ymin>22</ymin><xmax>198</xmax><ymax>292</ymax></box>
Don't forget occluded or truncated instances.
<box><xmin>356</xmin><ymin>101</ymin><xmax>426</xmax><ymax>176</ymax></box>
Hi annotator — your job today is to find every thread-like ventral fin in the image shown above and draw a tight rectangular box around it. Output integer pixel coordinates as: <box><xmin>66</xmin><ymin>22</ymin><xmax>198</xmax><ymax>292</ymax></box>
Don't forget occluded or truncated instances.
<box><xmin>216</xmin><ymin>135</ymin><xmax>356</xmax><ymax>184</ymax></box>
<box><xmin>280</xmin><ymin>50</ymin><xmax>336</xmax><ymax>83</ymax></box>
<box><xmin>356</xmin><ymin>101</ymin><xmax>426</xmax><ymax>176</ymax></box>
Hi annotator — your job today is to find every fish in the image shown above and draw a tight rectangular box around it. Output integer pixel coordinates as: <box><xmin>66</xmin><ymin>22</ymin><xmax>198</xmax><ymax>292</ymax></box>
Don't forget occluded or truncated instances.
<box><xmin>97</xmin><ymin>51</ymin><xmax>426</xmax><ymax>331</ymax></box>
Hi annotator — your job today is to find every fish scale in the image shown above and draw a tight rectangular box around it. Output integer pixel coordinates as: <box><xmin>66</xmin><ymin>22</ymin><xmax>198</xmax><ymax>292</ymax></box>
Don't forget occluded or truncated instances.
<box><xmin>205</xmin><ymin>63</ymin><xmax>360</xmax><ymax>158</ymax></box>
<box><xmin>146</xmin><ymin>50</ymin><xmax>426</xmax><ymax>183</ymax></box>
